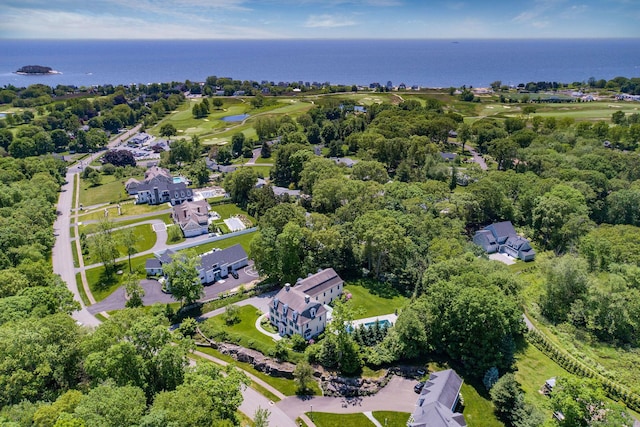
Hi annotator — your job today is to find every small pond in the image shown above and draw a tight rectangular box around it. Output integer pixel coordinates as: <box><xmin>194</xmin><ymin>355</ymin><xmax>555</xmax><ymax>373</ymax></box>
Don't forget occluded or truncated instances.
<box><xmin>221</xmin><ymin>114</ymin><xmax>249</xmax><ymax>122</ymax></box>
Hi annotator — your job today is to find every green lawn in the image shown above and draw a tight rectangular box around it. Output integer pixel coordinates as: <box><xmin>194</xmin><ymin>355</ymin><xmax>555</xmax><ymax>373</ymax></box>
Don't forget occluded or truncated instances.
<box><xmin>254</xmin><ymin>156</ymin><xmax>274</xmax><ymax>164</ymax></box>
<box><xmin>200</xmin><ymin>304</ymin><xmax>279</xmax><ymax>359</ymax></box>
<box><xmin>210</xmin><ymin>203</ymin><xmax>256</xmax><ymax>223</ymax></box>
<box><xmin>243</xmin><ymin>165</ymin><xmax>272</xmax><ymax>177</ymax></box>
<box><xmin>344</xmin><ymin>280</ymin><xmax>409</xmax><ymax>318</ymax></box>
<box><xmin>192</xmin><ymin>231</ymin><xmax>257</xmax><ymax>255</ymax></box>
<box><xmin>75</xmin><ymin>273</ymin><xmax>90</xmax><ymax>306</ymax></box>
<box><xmin>306</xmin><ymin>412</ymin><xmax>374</xmax><ymax>427</ymax></box>
<box><xmin>84</xmin><ymin>224</ymin><xmax>156</xmax><ymax>266</ymax></box>
<box><xmin>514</xmin><ymin>343</ymin><xmax>568</xmax><ymax>415</ymax></box>
<box><xmin>79</xmin><ymin>174</ymin><xmax>134</xmax><ymax>206</ymax></box>
<box><xmin>79</xmin><ymin>213</ymin><xmax>173</xmax><ymax>235</ymax></box>
<box><xmin>372</xmin><ymin>411</ymin><xmax>411</xmax><ymax>427</ymax></box>
<box><xmin>461</xmin><ymin>382</ymin><xmax>503</xmax><ymax>427</ymax></box>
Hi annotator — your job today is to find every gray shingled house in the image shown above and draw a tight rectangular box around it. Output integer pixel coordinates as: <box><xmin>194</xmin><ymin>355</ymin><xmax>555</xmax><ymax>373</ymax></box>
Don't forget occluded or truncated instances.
<box><xmin>125</xmin><ymin>166</ymin><xmax>193</xmax><ymax>206</ymax></box>
<box><xmin>408</xmin><ymin>369</ymin><xmax>467</xmax><ymax>427</ymax></box>
<box><xmin>473</xmin><ymin>221</ymin><xmax>535</xmax><ymax>261</ymax></box>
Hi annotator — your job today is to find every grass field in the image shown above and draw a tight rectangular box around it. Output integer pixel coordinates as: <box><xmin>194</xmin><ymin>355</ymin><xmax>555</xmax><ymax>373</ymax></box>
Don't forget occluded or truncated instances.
<box><xmin>344</xmin><ymin>280</ymin><xmax>409</xmax><ymax>318</ymax></box>
<box><xmin>79</xmin><ymin>174</ymin><xmax>136</xmax><ymax>207</ymax></box>
<box><xmin>86</xmin><ymin>254</ymin><xmax>153</xmax><ymax>301</ymax></box>
<box><xmin>306</xmin><ymin>412</ymin><xmax>374</xmax><ymax>427</ymax></box>
<box><xmin>372</xmin><ymin>411</ymin><xmax>411</xmax><ymax>427</ymax></box>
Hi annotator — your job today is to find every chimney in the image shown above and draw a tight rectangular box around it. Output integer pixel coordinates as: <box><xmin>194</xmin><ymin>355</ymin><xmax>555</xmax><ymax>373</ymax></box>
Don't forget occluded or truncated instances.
<box><xmin>304</xmin><ymin>295</ymin><xmax>310</xmax><ymax>303</ymax></box>
<box><xmin>285</xmin><ymin>283</ymin><xmax>291</xmax><ymax>292</ymax></box>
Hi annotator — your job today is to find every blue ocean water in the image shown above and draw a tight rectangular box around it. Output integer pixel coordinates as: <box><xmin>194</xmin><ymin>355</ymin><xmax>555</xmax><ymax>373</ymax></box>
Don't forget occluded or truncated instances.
<box><xmin>0</xmin><ymin>39</ymin><xmax>639</xmax><ymax>89</ymax></box>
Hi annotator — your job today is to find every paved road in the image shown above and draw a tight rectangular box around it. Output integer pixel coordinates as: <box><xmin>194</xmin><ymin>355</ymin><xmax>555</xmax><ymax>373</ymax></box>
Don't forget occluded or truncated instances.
<box><xmin>276</xmin><ymin>376</ymin><xmax>417</xmax><ymax>420</ymax></box>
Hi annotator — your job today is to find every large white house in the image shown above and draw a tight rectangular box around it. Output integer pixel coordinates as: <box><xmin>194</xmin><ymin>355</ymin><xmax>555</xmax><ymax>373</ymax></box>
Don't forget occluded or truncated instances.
<box><xmin>269</xmin><ymin>268</ymin><xmax>344</xmax><ymax>339</ymax></box>
<box><xmin>408</xmin><ymin>369</ymin><xmax>467</xmax><ymax>427</ymax></box>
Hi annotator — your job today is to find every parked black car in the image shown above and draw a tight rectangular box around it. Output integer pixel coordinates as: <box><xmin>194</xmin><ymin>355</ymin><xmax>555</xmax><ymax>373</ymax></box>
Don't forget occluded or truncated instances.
<box><xmin>231</xmin><ymin>270</ymin><xmax>239</xmax><ymax>279</ymax></box>
<box><xmin>414</xmin><ymin>381</ymin><xmax>425</xmax><ymax>393</ymax></box>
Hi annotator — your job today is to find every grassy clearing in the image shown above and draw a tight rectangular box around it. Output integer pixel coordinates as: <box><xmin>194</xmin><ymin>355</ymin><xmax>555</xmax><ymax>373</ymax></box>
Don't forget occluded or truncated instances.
<box><xmin>243</xmin><ymin>165</ymin><xmax>272</xmax><ymax>177</ymax></box>
<box><xmin>72</xmin><ymin>239</ymin><xmax>80</xmax><ymax>268</ymax></box>
<box><xmin>344</xmin><ymin>280</ymin><xmax>409</xmax><ymax>318</ymax></box>
<box><xmin>306</xmin><ymin>412</ymin><xmax>373</xmax><ymax>427</ymax></box>
<box><xmin>514</xmin><ymin>343</ymin><xmax>568</xmax><ymax>415</ymax></box>
<box><xmin>210</xmin><ymin>203</ymin><xmax>256</xmax><ymax>223</ymax></box>
<box><xmin>372</xmin><ymin>411</ymin><xmax>411</xmax><ymax>427</ymax></box>
<box><xmin>79</xmin><ymin>174</ymin><xmax>133</xmax><ymax>206</ymax></box>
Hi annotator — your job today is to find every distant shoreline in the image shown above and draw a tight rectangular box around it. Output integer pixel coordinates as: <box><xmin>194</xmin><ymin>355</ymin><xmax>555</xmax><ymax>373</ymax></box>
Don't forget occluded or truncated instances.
<box><xmin>15</xmin><ymin>70</ymin><xmax>62</xmax><ymax>76</ymax></box>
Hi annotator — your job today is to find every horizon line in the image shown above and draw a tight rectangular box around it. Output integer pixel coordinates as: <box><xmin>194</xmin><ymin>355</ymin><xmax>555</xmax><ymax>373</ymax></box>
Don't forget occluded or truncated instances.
<box><xmin>2</xmin><ymin>36</ymin><xmax>640</xmax><ymax>41</ymax></box>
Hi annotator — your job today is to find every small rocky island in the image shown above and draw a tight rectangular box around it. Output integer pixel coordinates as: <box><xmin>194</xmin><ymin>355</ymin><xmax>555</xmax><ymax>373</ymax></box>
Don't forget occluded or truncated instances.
<box><xmin>15</xmin><ymin>65</ymin><xmax>60</xmax><ymax>75</ymax></box>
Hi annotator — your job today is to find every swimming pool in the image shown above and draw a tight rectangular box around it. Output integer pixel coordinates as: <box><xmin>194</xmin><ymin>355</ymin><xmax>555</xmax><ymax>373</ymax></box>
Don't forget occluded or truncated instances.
<box><xmin>364</xmin><ymin>319</ymin><xmax>392</xmax><ymax>329</ymax></box>
<box><xmin>172</xmin><ymin>176</ymin><xmax>185</xmax><ymax>184</ymax></box>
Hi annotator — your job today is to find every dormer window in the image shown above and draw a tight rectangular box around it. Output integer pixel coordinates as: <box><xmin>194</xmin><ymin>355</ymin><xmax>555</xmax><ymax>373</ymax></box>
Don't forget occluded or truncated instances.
<box><xmin>273</xmin><ymin>298</ymin><xmax>279</xmax><ymax>308</ymax></box>
<box><xmin>292</xmin><ymin>311</ymin><xmax>298</xmax><ymax>322</ymax></box>
<box><xmin>283</xmin><ymin>304</ymin><xmax>288</xmax><ymax>316</ymax></box>
<box><xmin>310</xmin><ymin>307</ymin><xmax>316</xmax><ymax>318</ymax></box>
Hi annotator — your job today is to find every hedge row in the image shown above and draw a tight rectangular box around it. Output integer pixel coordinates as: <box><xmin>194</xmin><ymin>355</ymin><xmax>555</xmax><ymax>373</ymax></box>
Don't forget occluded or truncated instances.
<box><xmin>527</xmin><ymin>329</ymin><xmax>640</xmax><ymax>412</ymax></box>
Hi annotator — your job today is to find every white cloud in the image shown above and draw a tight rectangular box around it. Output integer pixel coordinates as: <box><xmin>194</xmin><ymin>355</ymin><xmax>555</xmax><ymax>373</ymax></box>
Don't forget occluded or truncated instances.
<box><xmin>304</xmin><ymin>14</ymin><xmax>357</xmax><ymax>28</ymax></box>
<box><xmin>0</xmin><ymin>7</ymin><xmax>280</xmax><ymax>39</ymax></box>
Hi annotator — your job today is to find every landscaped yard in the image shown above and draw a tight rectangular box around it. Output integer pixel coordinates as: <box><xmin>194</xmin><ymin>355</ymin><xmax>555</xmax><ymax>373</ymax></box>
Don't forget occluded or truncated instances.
<box><xmin>77</xmin><ymin>201</ymin><xmax>170</xmax><ymax>222</ymax></box>
<box><xmin>344</xmin><ymin>280</ymin><xmax>409</xmax><ymax>318</ymax></box>
<box><xmin>79</xmin><ymin>213</ymin><xmax>173</xmax><ymax>235</ymax></box>
<box><xmin>200</xmin><ymin>304</ymin><xmax>279</xmax><ymax>359</ymax></box>
<box><xmin>85</xmin><ymin>254</ymin><xmax>154</xmax><ymax>301</ymax></box>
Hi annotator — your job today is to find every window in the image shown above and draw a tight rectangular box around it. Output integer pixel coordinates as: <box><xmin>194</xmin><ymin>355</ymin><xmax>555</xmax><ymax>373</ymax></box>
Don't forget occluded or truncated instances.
<box><xmin>273</xmin><ymin>298</ymin><xmax>278</xmax><ymax>308</ymax></box>
<box><xmin>310</xmin><ymin>308</ymin><xmax>316</xmax><ymax>318</ymax></box>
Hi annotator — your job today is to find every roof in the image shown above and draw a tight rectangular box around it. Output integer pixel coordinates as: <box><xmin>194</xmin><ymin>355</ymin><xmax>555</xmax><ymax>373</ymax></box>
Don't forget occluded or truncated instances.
<box><xmin>145</xmin><ymin>258</ymin><xmax>162</xmax><ymax>269</ymax></box>
<box><xmin>411</xmin><ymin>370</ymin><xmax>466</xmax><ymax>427</ymax></box>
<box><xmin>486</xmin><ymin>221</ymin><xmax>517</xmax><ymax>239</ymax></box>
<box><xmin>272</xmin><ymin>186</ymin><xmax>301</xmax><ymax>197</ymax></box>
<box><xmin>295</xmin><ymin>268</ymin><xmax>344</xmax><ymax>299</ymax></box>
<box><xmin>199</xmin><ymin>244</ymin><xmax>248</xmax><ymax>270</ymax></box>
<box><xmin>156</xmin><ymin>249</ymin><xmax>175</xmax><ymax>265</ymax></box>
<box><xmin>273</xmin><ymin>285</ymin><xmax>327</xmax><ymax>327</ymax></box>
<box><xmin>173</xmin><ymin>200</ymin><xmax>209</xmax><ymax>227</ymax></box>
<box><xmin>440</xmin><ymin>152</ymin><xmax>457</xmax><ymax>161</ymax></box>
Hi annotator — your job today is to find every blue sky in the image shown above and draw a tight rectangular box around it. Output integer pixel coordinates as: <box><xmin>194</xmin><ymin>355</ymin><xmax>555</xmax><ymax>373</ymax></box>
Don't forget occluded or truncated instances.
<box><xmin>1</xmin><ymin>0</ymin><xmax>639</xmax><ymax>39</ymax></box>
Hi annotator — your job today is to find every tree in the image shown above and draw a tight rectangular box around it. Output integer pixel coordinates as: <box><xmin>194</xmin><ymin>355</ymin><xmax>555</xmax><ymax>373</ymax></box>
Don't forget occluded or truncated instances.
<box><xmin>260</xmin><ymin>141</ymin><xmax>271</xmax><ymax>159</ymax></box>
<box><xmin>551</xmin><ymin>377</ymin><xmax>631</xmax><ymax>427</ymax></box>
<box><xmin>124</xmin><ymin>273</ymin><xmax>145</xmax><ymax>308</ymax></box>
<box><xmin>74</xmin><ymin>382</ymin><xmax>146</xmax><ymax>427</ymax></box>
<box><xmin>231</xmin><ymin>132</ymin><xmax>245</xmax><ymax>157</ymax></box>
<box><xmin>160</xmin><ymin>123</ymin><xmax>177</xmax><ymax>140</ymax></box>
<box><xmin>293</xmin><ymin>361</ymin><xmax>315</xmax><ymax>395</ymax></box>
<box><xmin>253</xmin><ymin>407</ymin><xmax>270</xmax><ymax>427</ymax></box>
<box><xmin>188</xmin><ymin>158</ymin><xmax>210</xmax><ymax>187</ymax></box>
<box><xmin>351</xmin><ymin>160</ymin><xmax>389</xmax><ymax>184</ymax></box>
<box><xmin>163</xmin><ymin>252</ymin><xmax>203</xmax><ymax>307</ymax></box>
<box><xmin>119</xmin><ymin>226</ymin><xmax>138</xmax><ymax>273</ymax></box>
<box><xmin>490</xmin><ymin>373</ymin><xmax>544</xmax><ymax>427</ymax></box>
<box><xmin>223</xmin><ymin>167</ymin><xmax>257</xmax><ymax>209</ymax></box>
<box><xmin>540</xmin><ymin>255</ymin><xmax>589</xmax><ymax>323</ymax></box>
<box><xmin>88</xmin><ymin>220</ymin><xmax>119</xmax><ymax>274</ymax></box>
<box><xmin>102</xmin><ymin>150</ymin><xmax>136</xmax><ymax>167</ymax></box>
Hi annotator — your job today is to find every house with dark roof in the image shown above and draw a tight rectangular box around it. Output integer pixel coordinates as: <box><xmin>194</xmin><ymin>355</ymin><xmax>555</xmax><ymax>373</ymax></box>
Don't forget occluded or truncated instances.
<box><xmin>144</xmin><ymin>244</ymin><xmax>248</xmax><ymax>284</ymax></box>
<box><xmin>125</xmin><ymin>166</ymin><xmax>193</xmax><ymax>206</ymax></box>
<box><xmin>473</xmin><ymin>221</ymin><xmax>535</xmax><ymax>261</ymax></box>
<box><xmin>172</xmin><ymin>200</ymin><xmax>210</xmax><ymax>237</ymax></box>
<box><xmin>269</xmin><ymin>268</ymin><xmax>344</xmax><ymax>339</ymax></box>
<box><xmin>408</xmin><ymin>369</ymin><xmax>466</xmax><ymax>427</ymax></box>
